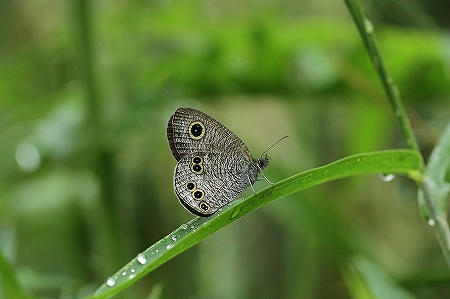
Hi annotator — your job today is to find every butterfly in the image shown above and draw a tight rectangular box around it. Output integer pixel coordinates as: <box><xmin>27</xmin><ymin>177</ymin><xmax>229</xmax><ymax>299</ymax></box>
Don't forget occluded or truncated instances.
<box><xmin>167</xmin><ymin>107</ymin><xmax>270</xmax><ymax>217</ymax></box>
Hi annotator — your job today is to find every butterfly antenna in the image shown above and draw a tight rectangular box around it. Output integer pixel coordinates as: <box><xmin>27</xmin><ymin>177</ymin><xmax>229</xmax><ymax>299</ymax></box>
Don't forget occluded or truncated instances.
<box><xmin>260</xmin><ymin>135</ymin><xmax>289</xmax><ymax>158</ymax></box>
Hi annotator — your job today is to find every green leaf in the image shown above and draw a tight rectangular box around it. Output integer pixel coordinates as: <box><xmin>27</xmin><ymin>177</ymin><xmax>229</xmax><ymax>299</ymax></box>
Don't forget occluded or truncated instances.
<box><xmin>342</xmin><ymin>263</ymin><xmax>375</xmax><ymax>299</ymax></box>
<box><xmin>418</xmin><ymin>121</ymin><xmax>450</xmax><ymax>219</ymax></box>
<box><xmin>88</xmin><ymin>150</ymin><xmax>421</xmax><ymax>299</ymax></box>
<box><xmin>343</xmin><ymin>256</ymin><xmax>417</xmax><ymax>299</ymax></box>
<box><xmin>0</xmin><ymin>250</ymin><xmax>29</xmax><ymax>299</ymax></box>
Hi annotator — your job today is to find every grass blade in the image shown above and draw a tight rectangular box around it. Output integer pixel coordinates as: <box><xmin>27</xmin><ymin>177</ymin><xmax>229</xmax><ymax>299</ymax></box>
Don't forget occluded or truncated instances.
<box><xmin>423</xmin><ymin>122</ymin><xmax>450</xmax><ymax>213</ymax></box>
<box><xmin>343</xmin><ymin>256</ymin><xmax>416</xmax><ymax>299</ymax></box>
<box><xmin>418</xmin><ymin>122</ymin><xmax>450</xmax><ymax>265</ymax></box>
<box><xmin>87</xmin><ymin>149</ymin><xmax>421</xmax><ymax>299</ymax></box>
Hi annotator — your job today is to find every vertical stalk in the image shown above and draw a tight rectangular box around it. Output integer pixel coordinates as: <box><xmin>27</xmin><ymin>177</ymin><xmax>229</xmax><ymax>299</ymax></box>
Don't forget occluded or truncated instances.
<box><xmin>343</xmin><ymin>0</ymin><xmax>450</xmax><ymax>267</ymax></box>
<box><xmin>343</xmin><ymin>0</ymin><xmax>421</xmax><ymax>155</ymax></box>
<box><xmin>72</xmin><ymin>0</ymin><xmax>124</xmax><ymax>273</ymax></box>
<box><xmin>73</xmin><ymin>0</ymin><xmax>99</xmax><ymax>127</ymax></box>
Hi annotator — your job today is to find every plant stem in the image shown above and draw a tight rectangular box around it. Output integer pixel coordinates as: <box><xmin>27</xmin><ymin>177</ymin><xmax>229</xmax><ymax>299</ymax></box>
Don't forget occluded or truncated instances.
<box><xmin>343</xmin><ymin>0</ymin><xmax>421</xmax><ymax>155</ymax></box>
<box><xmin>343</xmin><ymin>0</ymin><xmax>450</xmax><ymax>267</ymax></box>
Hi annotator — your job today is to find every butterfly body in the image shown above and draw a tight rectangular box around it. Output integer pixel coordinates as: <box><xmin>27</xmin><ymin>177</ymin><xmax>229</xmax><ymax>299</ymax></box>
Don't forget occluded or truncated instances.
<box><xmin>167</xmin><ymin>107</ymin><xmax>269</xmax><ymax>216</ymax></box>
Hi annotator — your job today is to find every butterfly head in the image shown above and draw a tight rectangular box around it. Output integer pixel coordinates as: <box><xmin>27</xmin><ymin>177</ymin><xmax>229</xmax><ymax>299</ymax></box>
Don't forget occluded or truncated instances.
<box><xmin>257</xmin><ymin>154</ymin><xmax>270</xmax><ymax>171</ymax></box>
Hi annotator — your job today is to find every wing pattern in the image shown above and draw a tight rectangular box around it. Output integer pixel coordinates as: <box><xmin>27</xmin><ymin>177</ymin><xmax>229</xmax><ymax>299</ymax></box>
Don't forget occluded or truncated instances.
<box><xmin>167</xmin><ymin>107</ymin><xmax>258</xmax><ymax>216</ymax></box>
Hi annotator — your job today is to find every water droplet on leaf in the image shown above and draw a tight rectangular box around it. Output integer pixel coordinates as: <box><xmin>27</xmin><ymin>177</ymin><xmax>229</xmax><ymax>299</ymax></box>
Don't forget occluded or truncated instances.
<box><xmin>379</xmin><ymin>173</ymin><xmax>395</xmax><ymax>182</ymax></box>
<box><xmin>106</xmin><ymin>277</ymin><xmax>116</xmax><ymax>287</ymax></box>
<box><xmin>137</xmin><ymin>253</ymin><xmax>147</xmax><ymax>265</ymax></box>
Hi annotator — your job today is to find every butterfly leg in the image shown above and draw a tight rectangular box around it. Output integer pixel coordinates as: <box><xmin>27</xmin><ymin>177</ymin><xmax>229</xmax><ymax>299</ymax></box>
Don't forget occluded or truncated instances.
<box><xmin>247</xmin><ymin>174</ymin><xmax>256</xmax><ymax>194</ymax></box>
<box><xmin>256</xmin><ymin>164</ymin><xmax>274</xmax><ymax>185</ymax></box>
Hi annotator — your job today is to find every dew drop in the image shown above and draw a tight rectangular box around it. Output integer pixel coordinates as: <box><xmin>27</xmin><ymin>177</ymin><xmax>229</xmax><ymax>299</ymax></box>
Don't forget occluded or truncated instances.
<box><xmin>180</xmin><ymin>224</ymin><xmax>188</xmax><ymax>230</ymax></box>
<box><xmin>230</xmin><ymin>206</ymin><xmax>242</xmax><ymax>220</ymax></box>
<box><xmin>155</xmin><ymin>249</ymin><xmax>159</xmax><ymax>253</ymax></box>
<box><xmin>128</xmin><ymin>274</ymin><xmax>136</xmax><ymax>280</ymax></box>
<box><xmin>130</xmin><ymin>268</ymin><xmax>135</xmax><ymax>273</ymax></box>
<box><xmin>106</xmin><ymin>277</ymin><xmax>116</xmax><ymax>287</ymax></box>
<box><xmin>171</xmin><ymin>236</ymin><xmax>177</xmax><ymax>241</ymax></box>
<box><xmin>166</xmin><ymin>243</ymin><xmax>174</xmax><ymax>250</ymax></box>
<box><xmin>379</xmin><ymin>173</ymin><xmax>395</xmax><ymax>182</ymax></box>
<box><xmin>428</xmin><ymin>219</ymin><xmax>436</xmax><ymax>226</ymax></box>
<box><xmin>122</xmin><ymin>271</ymin><xmax>127</xmax><ymax>276</ymax></box>
<box><xmin>364</xmin><ymin>19</ymin><xmax>373</xmax><ymax>33</ymax></box>
<box><xmin>137</xmin><ymin>253</ymin><xmax>147</xmax><ymax>265</ymax></box>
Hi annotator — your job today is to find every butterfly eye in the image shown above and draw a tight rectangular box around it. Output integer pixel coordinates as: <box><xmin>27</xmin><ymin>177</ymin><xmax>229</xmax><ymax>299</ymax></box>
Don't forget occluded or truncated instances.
<box><xmin>191</xmin><ymin>164</ymin><xmax>203</xmax><ymax>174</ymax></box>
<box><xmin>192</xmin><ymin>189</ymin><xmax>204</xmax><ymax>200</ymax></box>
<box><xmin>186</xmin><ymin>181</ymin><xmax>196</xmax><ymax>191</ymax></box>
<box><xmin>199</xmin><ymin>201</ymin><xmax>210</xmax><ymax>211</ymax></box>
<box><xmin>192</xmin><ymin>156</ymin><xmax>203</xmax><ymax>164</ymax></box>
<box><xmin>188</xmin><ymin>121</ymin><xmax>205</xmax><ymax>140</ymax></box>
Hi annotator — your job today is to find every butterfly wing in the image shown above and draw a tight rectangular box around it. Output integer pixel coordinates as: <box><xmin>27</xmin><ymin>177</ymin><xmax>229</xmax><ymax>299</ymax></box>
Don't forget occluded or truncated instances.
<box><xmin>167</xmin><ymin>107</ymin><xmax>257</xmax><ymax>216</ymax></box>
<box><xmin>173</xmin><ymin>152</ymin><xmax>254</xmax><ymax>216</ymax></box>
<box><xmin>167</xmin><ymin>107</ymin><xmax>252</xmax><ymax>162</ymax></box>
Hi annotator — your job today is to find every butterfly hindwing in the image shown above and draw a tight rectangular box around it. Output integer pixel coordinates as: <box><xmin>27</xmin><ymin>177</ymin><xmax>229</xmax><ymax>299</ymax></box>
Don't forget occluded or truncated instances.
<box><xmin>173</xmin><ymin>152</ymin><xmax>253</xmax><ymax>216</ymax></box>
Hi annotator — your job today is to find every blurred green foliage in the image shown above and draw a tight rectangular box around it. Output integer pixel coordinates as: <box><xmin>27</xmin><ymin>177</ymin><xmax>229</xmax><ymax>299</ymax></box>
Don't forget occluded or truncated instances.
<box><xmin>0</xmin><ymin>0</ymin><xmax>449</xmax><ymax>298</ymax></box>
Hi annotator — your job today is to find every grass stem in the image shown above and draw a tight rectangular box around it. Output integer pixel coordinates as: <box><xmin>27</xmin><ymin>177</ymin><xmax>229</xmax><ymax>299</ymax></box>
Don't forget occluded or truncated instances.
<box><xmin>343</xmin><ymin>0</ymin><xmax>450</xmax><ymax>267</ymax></box>
<box><xmin>343</xmin><ymin>0</ymin><xmax>421</xmax><ymax>155</ymax></box>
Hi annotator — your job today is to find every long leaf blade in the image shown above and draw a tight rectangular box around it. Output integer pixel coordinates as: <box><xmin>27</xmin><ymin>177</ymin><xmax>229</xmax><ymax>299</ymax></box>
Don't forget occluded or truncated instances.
<box><xmin>89</xmin><ymin>149</ymin><xmax>421</xmax><ymax>299</ymax></box>
<box><xmin>425</xmin><ymin>122</ymin><xmax>450</xmax><ymax>213</ymax></box>
<box><xmin>418</xmin><ymin>122</ymin><xmax>450</xmax><ymax>219</ymax></box>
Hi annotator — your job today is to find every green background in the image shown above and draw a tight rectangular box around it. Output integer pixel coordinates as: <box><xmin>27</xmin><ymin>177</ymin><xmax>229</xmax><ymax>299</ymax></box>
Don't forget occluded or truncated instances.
<box><xmin>1</xmin><ymin>0</ymin><xmax>449</xmax><ymax>298</ymax></box>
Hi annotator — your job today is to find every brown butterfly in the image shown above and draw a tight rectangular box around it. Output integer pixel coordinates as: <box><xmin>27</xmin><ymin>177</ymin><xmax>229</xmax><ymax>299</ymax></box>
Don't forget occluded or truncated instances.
<box><xmin>167</xmin><ymin>107</ymin><xmax>271</xmax><ymax>216</ymax></box>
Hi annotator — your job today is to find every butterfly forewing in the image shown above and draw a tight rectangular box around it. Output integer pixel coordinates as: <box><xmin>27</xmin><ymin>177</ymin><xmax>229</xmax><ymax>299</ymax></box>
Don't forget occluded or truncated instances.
<box><xmin>167</xmin><ymin>108</ymin><xmax>252</xmax><ymax>161</ymax></box>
